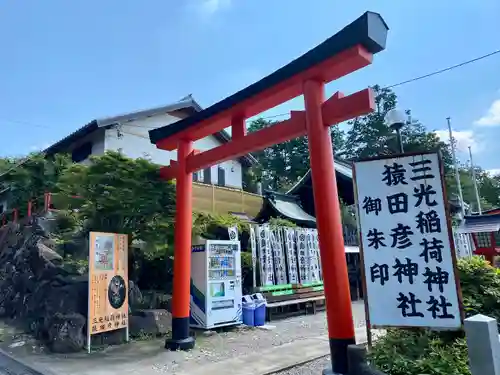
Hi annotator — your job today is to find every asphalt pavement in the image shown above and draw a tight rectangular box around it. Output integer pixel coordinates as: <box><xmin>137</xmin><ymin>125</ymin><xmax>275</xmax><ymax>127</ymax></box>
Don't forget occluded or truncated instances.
<box><xmin>0</xmin><ymin>350</ymin><xmax>47</xmax><ymax>375</ymax></box>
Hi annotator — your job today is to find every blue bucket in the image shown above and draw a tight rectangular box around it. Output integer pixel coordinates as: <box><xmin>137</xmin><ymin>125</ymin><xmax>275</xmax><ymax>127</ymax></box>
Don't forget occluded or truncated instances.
<box><xmin>242</xmin><ymin>301</ymin><xmax>255</xmax><ymax>326</ymax></box>
<box><xmin>252</xmin><ymin>293</ymin><xmax>267</xmax><ymax>326</ymax></box>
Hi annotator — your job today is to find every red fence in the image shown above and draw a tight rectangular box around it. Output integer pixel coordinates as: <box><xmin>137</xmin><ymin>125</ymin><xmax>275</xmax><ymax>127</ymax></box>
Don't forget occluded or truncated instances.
<box><xmin>0</xmin><ymin>192</ymin><xmax>84</xmax><ymax>228</ymax></box>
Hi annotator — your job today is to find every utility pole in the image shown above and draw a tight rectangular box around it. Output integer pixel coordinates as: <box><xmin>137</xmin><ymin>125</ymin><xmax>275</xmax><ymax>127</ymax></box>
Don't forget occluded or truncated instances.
<box><xmin>468</xmin><ymin>146</ymin><xmax>482</xmax><ymax>214</ymax></box>
<box><xmin>447</xmin><ymin>117</ymin><xmax>466</xmax><ymax>217</ymax></box>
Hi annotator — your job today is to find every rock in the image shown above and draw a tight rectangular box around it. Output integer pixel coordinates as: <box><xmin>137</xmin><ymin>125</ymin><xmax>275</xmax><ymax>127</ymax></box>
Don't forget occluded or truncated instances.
<box><xmin>129</xmin><ymin>280</ymin><xmax>143</xmax><ymax>307</ymax></box>
<box><xmin>40</xmin><ymin>237</ymin><xmax>57</xmax><ymax>250</ymax></box>
<box><xmin>37</xmin><ymin>241</ymin><xmax>63</xmax><ymax>265</ymax></box>
<box><xmin>34</xmin><ymin>215</ymin><xmax>58</xmax><ymax>236</ymax></box>
<box><xmin>130</xmin><ymin>309</ymin><xmax>171</xmax><ymax>336</ymax></box>
<box><xmin>59</xmin><ymin>237</ymin><xmax>88</xmax><ymax>258</ymax></box>
<box><xmin>102</xmin><ymin>329</ymin><xmax>127</xmax><ymax>345</ymax></box>
<box><xmin>165</xmin><ymin>296</ymin><xmax>173</xmax><ymax>312</ymax></box>
<box><xmin>141</xmin><ymin>291</ymin><xmax>171</xmax><ymax>310</ymax></box>
<box><xmin>90</xmin><ymin>329</ymin><xmax>127</xmax><ymax>347</ymax></box>
<box><xmin>8</xmin><ymin>341</ymin><xmax>26</xmax><ymax>348</ymax></box>
<box><xmin>41</xmin><ymin>276</ymin><xmax>88</xmax><ymax>318</ymax></box>
<box><xmin>47</xmin><ymin>313</ymin><xmax>86</xmax><ymax>353</ymax></box>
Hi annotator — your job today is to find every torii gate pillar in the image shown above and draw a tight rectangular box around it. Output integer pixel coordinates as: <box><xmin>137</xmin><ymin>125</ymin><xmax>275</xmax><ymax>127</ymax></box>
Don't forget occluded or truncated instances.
<box><xmin>304</xmin><ymin>80</ymin><xmax>355</xmax><ymax>372</ymax></box>
<box><xmin>166</xmin><ymin>139</ymin><xmax>195</xmax><ymax>350</ymax></box>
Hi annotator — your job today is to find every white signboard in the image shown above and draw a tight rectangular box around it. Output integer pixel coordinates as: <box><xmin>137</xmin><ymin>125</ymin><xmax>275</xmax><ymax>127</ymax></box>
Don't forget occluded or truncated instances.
<box><xmin>354</xmin><ymin>152</ymin><xmax>462</xmax><ymax>329</ymax></box>
<box><xmin>452</xmin><ymin>230</ymin><xmax>474</xmax><ymax>259</ymax></box>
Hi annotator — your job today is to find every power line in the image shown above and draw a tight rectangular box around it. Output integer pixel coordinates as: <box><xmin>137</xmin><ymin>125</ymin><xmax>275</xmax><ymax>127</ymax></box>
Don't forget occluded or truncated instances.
<box><xmin>247</xmin><ymin>113</ymin><xmax>289</xmax><ymax>122</ymax></box>
<box><xmin>2</xmin><ymin>47</ymin><xmax>499</xmax><ymax>132</ymax></box>
<box><xmin>262</xmin><ymin>48</ymin><xmax>500</xmax><ymax>119</ymax></box>
<box><xmin>120</xmin><ymin>130</ymin><xmax>150</xmax><ymax>140</ymax></box>
<box><xmin>385</xmin><ymin>48</ymin><xmax>500</xmax><ymax>89</ymax></box>
<box><xmin>0</xmin><ymin>117</ymin><xmax>52</xmax><ymax>129</ymax></box>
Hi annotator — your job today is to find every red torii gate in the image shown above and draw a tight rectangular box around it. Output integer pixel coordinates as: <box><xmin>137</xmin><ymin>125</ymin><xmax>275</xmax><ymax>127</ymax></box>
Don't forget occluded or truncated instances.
<box><xmin>149</xmin><ymin>12</ymin><xmax>388</xmax><ymax>374</ymax></box>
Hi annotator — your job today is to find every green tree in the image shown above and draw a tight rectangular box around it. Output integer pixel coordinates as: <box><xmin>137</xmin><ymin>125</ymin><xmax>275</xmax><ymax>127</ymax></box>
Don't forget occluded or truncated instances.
<box><xmin>0</xmin><ymin>156</ymin><xmax>20</xmax><ymax>174</ymax></box>
<box><xmin>0</xmin><ymin>152</ymin><xmax>71</xmax><ymax>213</ymax></box>
<box><xmin>342</xmin><ymin>85</ymin><xmax>397</xmax><ymax>159</ymax></box>
<box><xmin>56</xmin><ymin>151</ymin><xmax>176</xmax><ymax>252</ymax></box>
<box><xmin>447</xmin><ymin>166</ymin><xmax>500</xmax><ymax>213</ymax></box>
<box><xmin>476</xmin><ymin>168</ymin><xmax>500</xmax><ymax>209</ymax></box>
<box><xmin>343</xmin><ymin>85</ymin><xmax>453</xmax><ymax>168</ymax></box>
<box><xmin>247</xmin><ymin>117</ymin><xmax>345</xmax><ymax>191</ymax></box>
<box><xmin>242</xmin><ymin>166</ymin><xmax>259</xmax><ymax>193</ymax></box>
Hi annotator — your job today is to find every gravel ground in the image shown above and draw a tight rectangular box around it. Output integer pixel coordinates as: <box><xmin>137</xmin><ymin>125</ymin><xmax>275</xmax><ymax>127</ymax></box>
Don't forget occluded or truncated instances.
<box><xmin>184</xmin><ymin>301</ymin><xmax>367</xmax><ymax>367</ymax></box>
<box><xmin>163</xmin><ymin>301</ymin><xmax>368</xmax><ymax>372</ymax></box>
<box><xmin>3</xmin><ymin>302</ymin><xmax>368</xmax><ymax>375</ymax></box>
<box><xmin>272</xmin><ymin>355</ymin><xmax>331</xmax><ymax>375</ymax></box>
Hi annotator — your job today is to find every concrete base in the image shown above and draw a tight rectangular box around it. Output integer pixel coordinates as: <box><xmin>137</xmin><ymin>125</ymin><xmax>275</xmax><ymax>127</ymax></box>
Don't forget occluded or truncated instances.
<box><xmin>321</xmin><ymin>345</ymin><xmax>387</xmax><ymax>375</ymax></box>
<box><xmin>130</xmin><ymin>309</ymin><xmax>172</xmax><ymax>336</ymax></box>
<box><xmin>164</xmin><ymin>336</ymin><xmax>195</xmax><ymax>351</ymax></box>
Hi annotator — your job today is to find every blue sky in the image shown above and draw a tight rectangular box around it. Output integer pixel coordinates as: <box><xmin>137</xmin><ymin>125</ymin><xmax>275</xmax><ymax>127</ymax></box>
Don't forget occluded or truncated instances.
<box><xmin>1</xmin><ymin>0</ymin><xmax>499</xmax><ymax>173</ymax></box>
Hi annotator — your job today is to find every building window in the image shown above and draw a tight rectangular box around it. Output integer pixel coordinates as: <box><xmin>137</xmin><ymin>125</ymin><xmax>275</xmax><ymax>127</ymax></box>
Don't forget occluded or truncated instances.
<box><xmin>72</xmin><ymin>142</ymin><xmax>93</xmax><ymax>163</ymax></box>
<box><xmin>203</xmin><ymin>167</ymin><xmax>212</xmax><ymax>184</ymax></box>
<box><xmin>218</xmin><ymin>167</ymin><xmax>226</xmax><ymax>187</ymax></box>
<box><xmin>476</xmin><ymin>232</ymin><xmax>491</xmax><ymax>248</ymax></box>
<box><xmin>495</xmin><ymin>232</ymin><xmax>500</xmax><ymax>247</ymax></box>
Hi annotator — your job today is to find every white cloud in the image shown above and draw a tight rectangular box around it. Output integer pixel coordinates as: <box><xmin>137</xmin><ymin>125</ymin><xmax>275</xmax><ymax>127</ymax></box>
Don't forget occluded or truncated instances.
<box><xmin>197</xmin><ymin>0</ymin><xmax>232</xmax><ymax>16</ymax></box>
<box><xmin>474</xmin><ymin>99</ymin><xmax>500</xmax><ymax>126</ymax></box>
<box><xmin>29</xmin><ymin>143</ymin><xmax>50</xmax><ymax>152</ymax></box>
<box><xmin>487</xmin><ymin>168</ymin><xmax>500</xmax><ymax>176</ymax></box>
<box><xmin>434</xmin><ymin>129</ymin><xmax>482</xmax><ymax>153</ymax></box>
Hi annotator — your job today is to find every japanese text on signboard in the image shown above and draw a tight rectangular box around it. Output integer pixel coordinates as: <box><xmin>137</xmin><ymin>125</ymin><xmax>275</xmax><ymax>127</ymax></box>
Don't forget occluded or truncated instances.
<box><xmin>354</xmin><ymin>153</ymin><xmax>461</xmax><ymax>328</ymax></box>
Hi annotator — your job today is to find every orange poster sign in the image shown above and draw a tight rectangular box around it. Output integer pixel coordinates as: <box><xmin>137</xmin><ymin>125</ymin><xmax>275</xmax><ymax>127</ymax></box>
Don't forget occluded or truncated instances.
<box><xmin>88</xmin><ymin>232</ymin><xmax>128</xmax><ymax>350</ymax></box>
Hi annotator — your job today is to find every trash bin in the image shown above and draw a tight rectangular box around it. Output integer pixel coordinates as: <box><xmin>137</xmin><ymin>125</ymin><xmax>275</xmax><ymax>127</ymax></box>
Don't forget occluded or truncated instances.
<box><xmin>252</xmin><ymin>293</ymin><xmax>267</xmax><ymax>326</ymax></box>
<box><xmin>242</xmin><ymin>295</ymin><xmax>255</xmax><ymax>326</ymax></box>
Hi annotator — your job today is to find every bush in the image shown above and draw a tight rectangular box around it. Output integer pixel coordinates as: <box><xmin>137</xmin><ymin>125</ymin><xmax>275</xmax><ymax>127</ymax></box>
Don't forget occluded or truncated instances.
<box><xmin>62</xmin><ymin>255</ymin><xmax>89</xmax><ymax>275</ymax></box>
<box><xmin>457</xmin><ymin>255</ymin><xmax>500</xmax><ymax>323</ymax></box>
<box><xmin>56</xmin><ymin>151</ymin><xmax>177</xmax><ymax>251</ymax></box>
<box><xmin>370</xmin><ymin>329</ymin><xmax>470</xmax><ymax>375</ymax></box>
<box><xmin>193</xmin><ymin>212</ymin><xmax>249</xmax><ymax>239</ymax></box>
<box><xmin>268</xmin><ymin>217</ymin><xmax>297</xmax><ymax>229</ymax></box>
<box><xmin>241</xmin><ymin>252</ymin><xmax>254</xmax><ymax>295</ymax></box>
<box><xmin>53</xmin><ymin>210</ymin><xmax>80</xmax><ymax>234</ymax></box>
<box><xmin>370</xmin><ymin>255</ymin><xmax>500</xmax><ymax>375</ymax></box>
<box><xmin>135</xmin><ymin>253</ymin><xmax>173</xmax><ymax>292</ymax></box>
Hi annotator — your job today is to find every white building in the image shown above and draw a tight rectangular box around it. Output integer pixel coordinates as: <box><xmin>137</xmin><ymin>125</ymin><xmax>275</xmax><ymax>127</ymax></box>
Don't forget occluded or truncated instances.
<box><xmin>0</xmin><ymin>96</ymin><xmax>256</xmax><ymax>213</ymax></box>
<box><xmin>44</xmin><ymin>95</ymin><xmax>255</xmax><ymax>188</ymax></box>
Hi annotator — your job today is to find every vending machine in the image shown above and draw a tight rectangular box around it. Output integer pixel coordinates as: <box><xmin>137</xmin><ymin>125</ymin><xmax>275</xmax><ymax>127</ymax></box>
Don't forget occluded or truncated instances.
<box><xmin>190</xmin><ymin>240</ymin><xmax>243</xmax><ymax>329</ymax></box>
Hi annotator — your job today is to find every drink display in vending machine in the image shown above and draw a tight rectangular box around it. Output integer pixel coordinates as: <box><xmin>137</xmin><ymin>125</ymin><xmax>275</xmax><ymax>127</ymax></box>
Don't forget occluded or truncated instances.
<box><xmin>190</xmin><ymin>240</ymin><xmax>243</xmax><ymax>329</ymax></box>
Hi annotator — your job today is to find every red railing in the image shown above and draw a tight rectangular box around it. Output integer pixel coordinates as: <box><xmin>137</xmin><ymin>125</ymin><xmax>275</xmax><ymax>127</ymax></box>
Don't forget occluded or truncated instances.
<box><xmin>0</xmin><ymin>192</ymin><xmax>84</xmax><ymax>228</ymax></box>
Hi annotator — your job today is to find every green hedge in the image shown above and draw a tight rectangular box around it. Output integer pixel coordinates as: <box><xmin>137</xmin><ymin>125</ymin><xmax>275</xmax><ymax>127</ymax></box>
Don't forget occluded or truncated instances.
<box><xmin>370</xmin><ymin>329</ymin><xmax>470</xmax><ymax>375</ymax></box>
<box><xmin>370</xmin><ymin>256</ymin><xmax>500</xmax><ymax>375</ymax></box>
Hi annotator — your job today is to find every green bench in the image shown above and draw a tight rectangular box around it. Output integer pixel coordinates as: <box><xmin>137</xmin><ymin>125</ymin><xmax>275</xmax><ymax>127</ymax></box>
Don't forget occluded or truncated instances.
<box><xmin>253</xmin><ymin>282</ymin><xmax>326</xmax><ymax>321</ymax></box>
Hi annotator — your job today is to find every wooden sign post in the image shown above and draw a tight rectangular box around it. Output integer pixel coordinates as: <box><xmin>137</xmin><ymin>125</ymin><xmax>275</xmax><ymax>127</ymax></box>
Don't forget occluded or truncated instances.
<box><xmin>87</xmin><ymin>232</ymin><xmax>129</xmax><ymax>353</ymax></box>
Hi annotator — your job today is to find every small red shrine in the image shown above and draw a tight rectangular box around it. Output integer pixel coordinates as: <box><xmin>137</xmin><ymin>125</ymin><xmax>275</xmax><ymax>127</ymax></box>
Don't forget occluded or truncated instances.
<box><xmin>459</xmin><ymin>212</ymin><xmax>500</xmax><ymax>264</ymax></box>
